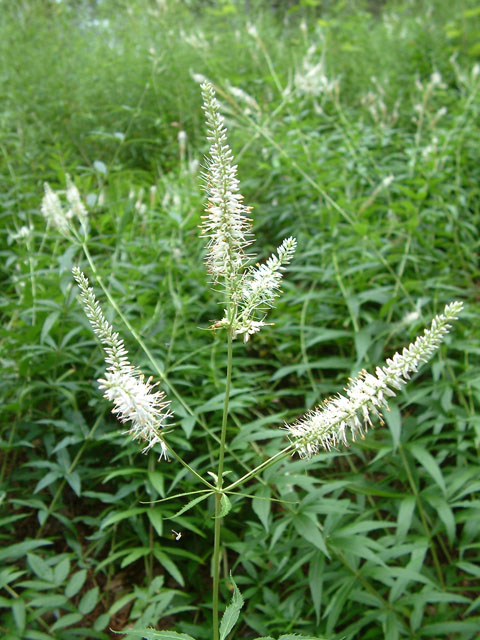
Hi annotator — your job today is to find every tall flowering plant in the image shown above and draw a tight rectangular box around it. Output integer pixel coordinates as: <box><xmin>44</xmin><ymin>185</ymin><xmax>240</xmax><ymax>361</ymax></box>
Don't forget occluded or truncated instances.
<box><xmin>43</xmin><ymin>82</ymin><xmax>463</xmax><ymax>639</ymax></box>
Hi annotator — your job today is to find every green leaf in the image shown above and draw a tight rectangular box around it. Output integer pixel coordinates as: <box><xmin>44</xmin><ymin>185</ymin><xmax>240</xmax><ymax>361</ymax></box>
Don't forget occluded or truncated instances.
<box><xmin>78</xmin><ymin>586</ymin><xmax>99</xmax><ymax>615</ymax></box>
<box><xmin>94</xmin><ymin>613</ymin><xmax>110</xmax><ymax>631</ymax></box>
<box><xmin>101</xmin><ymin>507</ymin><xmax>146</xmax><ymax>528</ymax></box>
<box><xmin>34</xmin><ymin>470</ymin><xmax>61</xmax><ymax>494</ymax></box>
<box><xmin>65</xmin><ymin>471</ymin><xmax>81</xmax><ymax>496</ymax></box>
<box><xmin>22</xmin><ymin>631</ymin><xmax>56</xmax><ymax>640</ymax></box>
<box><xmin>384</xmin><ymin>403</ymin><xmax>401</xmax><ymax>449</ymax></box>
<box><xmin>28</xmin><ymin>553</ymin><xmax>53</xmax><ymax>582</ymax></box>
<box><xmin>279</xmin><ymin>636</ymin><xmax>329</xmax><ymax>639</ymax></box>
<box><xmin>53</xmin><ymin>557</ymin><xmax>70</xmax><ymax>585</ymax></box>
<box><xmin>308</xmin><ymin>552</ymin><xmax>324</xmax><ymax>623</ymax></box>
<box><xmin>423</xmin><ymin>493</ymin><xmax>456</xmax><ymax>544</ymax></box>
<box><xmin>50</xmin><ymin>612</ymin><xmax>83</xmax><ymax>631</ymax></box>
<box><xmin>120</xmin><ymin>547</ymin><xmax>149</xmax><ymax>568</ymax></box>
<box><xmin>65</xmin><ymin>569</ymin><xmax>87</xmax><ymax>598</ymax></box>
<box><xmin>29</xmin><ymin>594</ymin><xmax>68</xmax><ymax>608</ymax></box>
<box><xmin>219</xmin><ymin>574</ymin><xmax>244</xmax><ymax>640</ymax></box>
<box><xmin>166</xmin><ymin>492</ymin><xmax>212</xmax><ymax>520</ymax></box>
<box><xmin>12</xmin><ymin>598</ymin><xmax>25</xmax><ymax>632</ymax></box>
<box><xmin>41</xmin><ymin>311</ymin><xmax>60</xmax><ymax>344</ymax></box>
<box><xmin>409</xmin><ymin>444</ymin><xmax>446</xmax><ymax>495</ymax></box>
<box><xmin>148</xmin><ymin>471</ymin><xmax>165</xmax><ymax>497</ymax></box>
<box><xmin>214</xmin><ymin>494</ymin><xmax>231</xmax><ymax>518</ymax></box>
<box><xmin>153</xmin><ymin>548</ymin><xmax>184</xmax><ymax>587</ymax></box>
<box><xmin>292</xmin><ymin>514</ymin><xmax>329</xmax><ymax>557</ymax></box>
<box><xmin>396</xmin><ymin>495</ymin><xmax>415</xmax><ymax>541</ymax></box>
<box><xmin>147</xmin><ymin>509</ymin><xmax>163</xmax><ymax>536</ymax></box>
<box><xmin>252</xmin><ymin>486</ymin><xmax>271</xmax><ymax>532</ymax></box>
<box><xmin>120</xmin><ymin>630</ymin><xmax>195</xmax><ymax>640</ymax></box>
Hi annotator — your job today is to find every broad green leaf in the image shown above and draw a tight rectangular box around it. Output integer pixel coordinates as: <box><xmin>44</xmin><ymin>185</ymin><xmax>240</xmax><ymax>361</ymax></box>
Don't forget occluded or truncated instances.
<box><xmin>78</xmin><ymin>586</ymin><xmax>99</xmax><ymax>615</ymax></box>
<box><xmin>30</xmin><ymin>594</ymin><xmax>68</xmax><ymax>608</ymax></box>
<box><xmin>384</xmin><ymin>402</ymin><xmax>401</xmax><ymax>449</ymax></box>
<box><xmin>65</xmin><ymin>569</ymin><xmax>87</xmax><ymax>598</ymax></box>
<box><xmin>121</xmin><ymin>547</ymin><xmax>149</xmax><ymax>568</ymax></box>
<box><xmin>166</xmin><ymin>492</ymin><xmax>212</xmax><ymax>520</ymax></box>
<box><xmin>219</xmin><ymin>575</ymin><xmax>244</xmax><ymax>640</ymax></box>
<box><xmin>28</xmin><ymin>553</ymin><xmax>53</xmax><ymax>582</ymax></box>
<box><xmin>40</xmin><ymin>311</ymin><xmax>60</xmax><ymax>344</ymax></box>
<box><xmin>148</xmin><ymin>471</ymin><xmax>165</xmax><ymax>497</ymax></box>
<box><xmin>252</xmin><ymin>486</ymin><xmax>271</xmax><ymax>532</ymax></box>
<box><xmin>12</xmin><ymin>598</ymin><xmax>25</xmax><ymax>632</ymax></box>
<box><xmin>423</xmin><ymin>493</ymin><xmax>456</xmax><ymax>544</ymax></box>
<box><xmin>409</xmin><ymin>444</ymin><xmax>446</xmax><ymax>495</ymax></box>
<box><xmin>279</xmin><ymin>635</ymin><xmax>329</xmax><ymax>639</ymax></box>
<box><xmin>65</xmin><ymin>471</ymin><xmax>81</xmax><ymax>496</ymax></box>
<box><xmin>53</xmin><ymin>557</ymin><xmax>70</xmax><ymax>585</ymax></box>
<box><xmin>121</xmin><ymin>630</ymin><xmax>195</xmax><ymax>640</ymax></box>
<box><xmin>147</xmin><ymin>509</ymin><xmax>163</xmax><ymax>536</ymax></box>
<box><xmin>153</xmin><ymin>549</ymin><xmax>184</xmax><ymax>586</ymax></box>
<box><xmin>308</xmin><ymin>553</ymin><xmax>324</xmax><ymax>623</ymax></box>
<box><xmin>215</xmin><ymin>494</ymin><xmax>231</xmax><ymax>518</ymax></box>
<box><xmin>94</xmin><ymin>613</ymin><xmax>110</xmax><ymax>631</ymax></box>
<box><xmin>419</xmin><ymin>618</ymin><xmax>480</xmax><ymax>634</ymax></box>
<box><xmin>50</xmin><ymin>612</ymin><xmax>83</xmax><ymax>631</ymax></box>
<box><xmin>101</xmin><ymin>507</ymin><xmax>146</xmax><ymax>528</ymax></box>
<box><xmin>34</xmin><ymin>470</ymin><xmax>61</xmax><ymax>494</ymax></box>
<box><xmin>292</xmin><ymin>514</ymin><xmax>329</xmax><ymax>557</ymax></box>
<box><xmin>396</xmin><ymin>495</ymin><xmax>415</xmax><ymax>541</ymax></box>
<box><xmin>22</xmin><ymin>631</ymin><xmax>56</xmax><ymax>640</ymax></box>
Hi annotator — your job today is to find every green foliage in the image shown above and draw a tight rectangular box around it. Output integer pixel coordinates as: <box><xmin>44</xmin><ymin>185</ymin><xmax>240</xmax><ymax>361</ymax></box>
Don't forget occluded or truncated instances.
<box><xmin>1</xmin><ymin>0</ymin><xmax>479</xmax><ymax>638</ymax></box>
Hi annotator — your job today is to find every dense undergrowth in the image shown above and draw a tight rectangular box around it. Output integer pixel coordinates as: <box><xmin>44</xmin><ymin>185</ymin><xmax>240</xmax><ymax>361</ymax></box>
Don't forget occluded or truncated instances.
<box><xmin>1</xmin><ymin>0</ymin><xmax>480</xmax><ymax>638</ymax></box>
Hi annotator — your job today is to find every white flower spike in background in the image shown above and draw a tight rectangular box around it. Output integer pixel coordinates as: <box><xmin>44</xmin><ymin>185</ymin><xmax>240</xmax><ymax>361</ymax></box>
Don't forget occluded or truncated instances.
<box><xmin>41</xmin><ymin>176</ymin><xmax>89</xmax><ymax>240</ymax></box>
<box><xmin>287</xmin><ymin>301</ymin><xmax>463</xmax><ymax>457</ymax></box>
<box><xmin>72</xmin><ymin>268</ymin><xmax>172</xmax><ymax>459</ymax></box>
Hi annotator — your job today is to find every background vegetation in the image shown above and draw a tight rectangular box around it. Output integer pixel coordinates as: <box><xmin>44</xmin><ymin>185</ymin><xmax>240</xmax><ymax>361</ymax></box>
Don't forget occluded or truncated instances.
<box><xmin>1</xmin><ymin>0</ymin><xmax>480</xmax><ymax>638</ymax></box>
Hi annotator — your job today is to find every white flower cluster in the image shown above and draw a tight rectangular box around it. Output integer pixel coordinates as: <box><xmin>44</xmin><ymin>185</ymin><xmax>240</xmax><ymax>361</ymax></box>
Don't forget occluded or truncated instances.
<box><xmin>287</xmin><ymin>301</ymin><xmax>463</xmax><ymax>457</ymax></box>
<box><xmin>73</xmin><ymin>268</ymin><xmax>171</xmax><ymax>459</ymax></box>
<box><xmin>200</xmin><ymin>82</ymin><xmax>296</xmax><ymax>341</ymax></box>
<box><xmin>41</xmin><ymin>176</ymin><xmax>88</xmax><ymax>239</ymax></box>
<box><xmin>200</xmin><ymin>82</ymin><xmax>253</xmax><ymax>282</ymax></box>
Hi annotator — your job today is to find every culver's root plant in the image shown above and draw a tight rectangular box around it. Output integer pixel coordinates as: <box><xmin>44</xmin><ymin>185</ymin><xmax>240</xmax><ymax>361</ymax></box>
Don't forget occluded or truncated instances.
<box><xmin>43</xmin><ymin>82</ymin><xmax>463</xmax><ymax>639</ymax></box>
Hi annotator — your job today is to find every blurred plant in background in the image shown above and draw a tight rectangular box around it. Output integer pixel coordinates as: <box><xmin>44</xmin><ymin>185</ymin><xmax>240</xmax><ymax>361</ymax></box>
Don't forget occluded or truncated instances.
<box><xmin>1</xmin><ymin>0</ymin><xmax>479</xmax><ymax>638</ymax></box>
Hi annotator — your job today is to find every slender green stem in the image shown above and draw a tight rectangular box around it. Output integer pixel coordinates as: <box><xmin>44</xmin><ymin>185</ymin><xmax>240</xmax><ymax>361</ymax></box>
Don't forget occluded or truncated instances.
<box><xmin>224</xmin><ymin>445</ymin><xmax>293</xmax><ymax>493</ymax></box>
<box><xmin>165</xmin><ymin>442</ymin><xmax>216</xmax><ymax>491</ymax></box>
<box><xmin>212</xmin><ymin>330</ymin><xmax>233</xmax><ymax>640</ymax></box>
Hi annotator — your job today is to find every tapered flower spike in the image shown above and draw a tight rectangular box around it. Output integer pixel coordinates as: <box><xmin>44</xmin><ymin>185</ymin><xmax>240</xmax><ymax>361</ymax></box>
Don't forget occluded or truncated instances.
<box><xmin>73</xmin><ymin>267</ymin><xmax>172</xmax><ymax>459</ymax></box>
<box><xmin>200</xmin><ymin>82</ymin><xmax>297</xmax><ymax>340</ymax></box>
<box><xmin>200</xmin><ymin>81</ymin><xmax>253</xmax><ymax>283</ymax></box>
<box><xmin>287</xmin><ymin>301</ymin><xmax>463</xmax><ymax>457</ymax></box>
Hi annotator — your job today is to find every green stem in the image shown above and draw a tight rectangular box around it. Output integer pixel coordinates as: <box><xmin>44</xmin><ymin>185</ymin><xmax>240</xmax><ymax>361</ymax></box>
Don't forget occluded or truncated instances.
<box><xmin>212</xmin><ymin>330</ymin><xmax>233</xmax><ymax>640</ymax></box>
<box><xmin>224</xmin><ymin>445</ymin><xmax>293</xmax><ymax>493</ymax></box>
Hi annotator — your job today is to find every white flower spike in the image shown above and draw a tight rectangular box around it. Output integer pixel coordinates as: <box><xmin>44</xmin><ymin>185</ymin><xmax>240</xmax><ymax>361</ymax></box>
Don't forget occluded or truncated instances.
<box><xmin>73</xmin><ymin>267</ymin><xmax>172</xmax><ymax>459</ymax></box>
<box><xmin>200</xmin><ymin>81</ymin><xmax>253</xmax><ymax>283</ymax></box>
<box><xmin>200</xmin><ymin>82</ymin><xmax>296</xmax><ymax>340</ymax></box>
<box><xmin>287</xmin><ymin>301</ymin><xmax>463</xmax><ymax>457</ymax></box>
